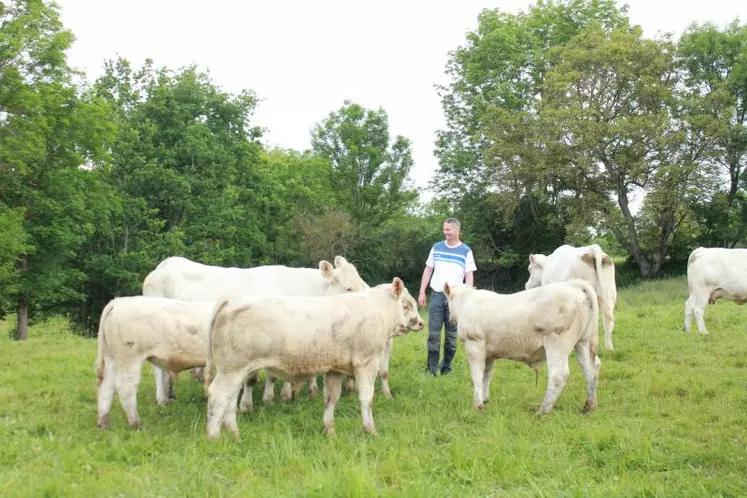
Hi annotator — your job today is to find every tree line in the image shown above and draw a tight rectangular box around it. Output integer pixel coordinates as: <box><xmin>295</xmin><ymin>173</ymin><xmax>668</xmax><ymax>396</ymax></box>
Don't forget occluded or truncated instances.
<box><xmin>1</xmin><ymin>0</ymin><xmax>745</xmax><ymax>339</ymax></box>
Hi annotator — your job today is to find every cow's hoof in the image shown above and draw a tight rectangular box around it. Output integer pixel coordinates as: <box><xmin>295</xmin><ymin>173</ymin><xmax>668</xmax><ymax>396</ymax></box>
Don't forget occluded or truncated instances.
<box><xmin>97</xmin><ymin>416</ymin><xmax>109</xmax><ymax>430</ymax></box>
<box><xmin>324</xmin><ymin>426</ymin><xmax>336</xmax><ymax>438</ymax></box>
<box><xmin>582</xmin><ymin>402</ymin><xmax>597</xmax><ymax>414</ymax></box>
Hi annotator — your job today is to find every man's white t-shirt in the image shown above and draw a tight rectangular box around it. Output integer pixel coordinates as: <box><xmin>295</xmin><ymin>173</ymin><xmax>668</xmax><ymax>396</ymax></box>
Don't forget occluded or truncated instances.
<box><xmin>426</xmin><ymin>240</ymin><xmax>477</xmax><ymax>292</ymax></box>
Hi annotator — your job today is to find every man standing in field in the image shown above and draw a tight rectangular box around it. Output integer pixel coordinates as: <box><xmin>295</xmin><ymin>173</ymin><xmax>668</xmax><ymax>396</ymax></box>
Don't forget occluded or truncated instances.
<box><xmin>417</xmin><ymin>217</ymin><xmax>476</xmax><ymax>376</ymax></box>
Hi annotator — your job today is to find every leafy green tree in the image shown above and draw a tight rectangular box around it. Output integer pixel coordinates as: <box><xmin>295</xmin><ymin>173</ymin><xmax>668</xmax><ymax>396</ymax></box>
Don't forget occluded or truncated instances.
<box><xmin>0</xmin><ymin>204</ymin><xmax>28</xmax><ymax>317</ymax></box>
<box><xmin>257</xmin><ymin>149</ymin><xmax>337</xmax><ymax>266</ymax></box>
<box><xmin>0</xmin><ymin>0</ymin><xmax>115</xmax><ymax>339</ymax></box>
<box><xmin>540</xmin><ymin>25</ymin><xmax>694</xmax><ymax>276</ymax></box>
<box><xmin>94</xmin><ymin>58</ymin><xmax>265</xmax><ymax>263</ymax></box>
<box><xmin>434</xmin><ymin>1</ymin><xmax>630</xmax><ymax>281</ymax></box>
<box><xmin>67</xmin><ymin>58</ymin><xmax>269</xmax><ymax>336</ymax></box>
<box><xmin>678</xmin><ymin>20</ymin><xmax>747</xmax><ymax>247</ymax></box>
<box><xmin>311</xmin><ymin>101</ymin><xmax>418</xmax><ymax>227</ymax></box>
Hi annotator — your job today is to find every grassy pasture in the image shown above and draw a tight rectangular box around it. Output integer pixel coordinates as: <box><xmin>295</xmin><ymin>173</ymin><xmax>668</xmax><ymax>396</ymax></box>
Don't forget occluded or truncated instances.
<box><xmin>1</xmin><ymin>276</ymin><xmax>746</xmax><ymax>497</ymax></box>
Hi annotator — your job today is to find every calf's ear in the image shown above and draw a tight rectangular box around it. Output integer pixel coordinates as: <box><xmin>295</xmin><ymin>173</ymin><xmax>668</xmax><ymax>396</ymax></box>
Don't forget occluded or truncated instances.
<box><xmin>391</xmin><ymin>277</ymin><xmax>404</xmax><ymax>298</ymax></box>
<box><xmin>319</xmin><ymin>261</ymin><xmax>334</xmax><ymax>278</ymax></box>
<box><xmin>334</xmin><ymin>255</ymin><xmax>347</xmax><ymax>268</ymax></box>
<box><xmin>443</xmin><ymin>281</ymin><xmax>452</xmax><ymax>298</ymax></box>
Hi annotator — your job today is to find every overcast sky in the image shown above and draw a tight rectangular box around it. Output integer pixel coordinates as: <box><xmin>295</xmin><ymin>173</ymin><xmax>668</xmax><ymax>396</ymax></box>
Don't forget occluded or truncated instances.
<box><xmin>57</xmin><ymin>0</ymin><xmax>747</xmax><ymax>198</ymax></box>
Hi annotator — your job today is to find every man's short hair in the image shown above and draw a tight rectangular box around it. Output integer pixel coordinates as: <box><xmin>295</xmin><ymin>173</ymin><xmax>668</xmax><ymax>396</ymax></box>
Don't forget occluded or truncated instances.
<box><xmin>445</xmin><ymin>217</ymin><xmax>461</xmax><ymax>231</ymax></box>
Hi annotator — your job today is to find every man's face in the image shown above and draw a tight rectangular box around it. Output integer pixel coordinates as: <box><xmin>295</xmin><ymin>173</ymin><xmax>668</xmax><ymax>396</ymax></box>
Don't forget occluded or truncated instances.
<box><xmin>443</xmin><ymin>222</ymin><xmax>458</xmax><ymax>242</ymax></box>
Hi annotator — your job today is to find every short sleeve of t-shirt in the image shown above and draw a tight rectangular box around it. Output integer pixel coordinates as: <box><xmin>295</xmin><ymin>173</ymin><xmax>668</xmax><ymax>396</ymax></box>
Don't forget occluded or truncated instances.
<box><xmin>465</xmin><ymin>250</ymin><xmax>477</xmax><ymax>272</ymax></box>
<box><xmin>425</xmin><ymin>246</ymin><xmax>435</xmax><ymax>267</ymax></box>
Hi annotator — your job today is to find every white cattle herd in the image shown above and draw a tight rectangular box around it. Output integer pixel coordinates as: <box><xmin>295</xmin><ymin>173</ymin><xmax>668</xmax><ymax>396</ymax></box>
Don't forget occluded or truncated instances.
<box><xmin>94</xmin><ymin>244</ymin><xmax>742</xmax><ymax>438</ymax></box>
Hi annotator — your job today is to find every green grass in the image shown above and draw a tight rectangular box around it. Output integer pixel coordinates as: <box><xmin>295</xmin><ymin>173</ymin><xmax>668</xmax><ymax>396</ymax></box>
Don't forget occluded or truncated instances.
<box><xmin>2</xmin><ymin>276</ymin><xmax>747</xmax><ymax>496</ymax></box>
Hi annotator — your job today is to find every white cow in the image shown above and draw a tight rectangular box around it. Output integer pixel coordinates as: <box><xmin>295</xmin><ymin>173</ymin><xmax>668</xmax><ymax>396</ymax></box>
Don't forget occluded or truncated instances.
<box><xmin>205</xmin><ymin>277</ymin><xmax>424</xmax><ymax>440</ymax></box>
<box><xmin>141</xmin><ymin>256</ymin><xmax>368</xmax><ymax>407</ymax></box>
<box><xmin>443</xmin><ymin>280</ymin><xmax>601</xmax><ymax>415</ymax></box>
<box><xmin>525</xmin><ymin>244</ymin><xmax>617</xmax><ymax>351</ymax></box>
<box><xmin>684</xmin><ymin>247</ymin><xmax>747</xmax><ymax>334</ymax></box>
<box><xmin>94</xmin><ymin>296</ymin><xmax>215</xmax><ymax>429</ymax></box>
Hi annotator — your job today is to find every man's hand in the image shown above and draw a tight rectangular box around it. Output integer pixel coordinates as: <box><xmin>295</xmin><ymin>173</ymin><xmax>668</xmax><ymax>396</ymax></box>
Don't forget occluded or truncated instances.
<box><xmin>418</xmin><ymin>292</ymin><xmax>427</xmax><ymax>308</ymax></box>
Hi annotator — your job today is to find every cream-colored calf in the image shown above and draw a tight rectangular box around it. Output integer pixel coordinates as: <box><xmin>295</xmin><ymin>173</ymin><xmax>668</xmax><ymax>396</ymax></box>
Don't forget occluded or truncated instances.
<box><xmin>94</xmin><ymin>296</ymin><xmax>214</xmax><ymax>429</ymax></box>
<box><xmin>526</xmin><ymin>244</ymin><xmax>616</xmax><ymax>351</ymax></box>
<box><xmin>444</xmin><ymin>279</ymin><xmax>601</xmax><ymax>415</ymax></box>
<box><xmin>205</xmin><ymin>278</ymin><xmax>424</xmax><ymax>440</ymax></box>
<box><xmin>684</xmin><ymin>247</ymin><xmax>747</xmax><ymax>334</ymax></box>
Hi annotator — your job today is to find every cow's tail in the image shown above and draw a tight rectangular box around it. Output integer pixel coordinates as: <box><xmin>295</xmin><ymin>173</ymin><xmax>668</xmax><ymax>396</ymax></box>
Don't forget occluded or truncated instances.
<box><xmin>575</xmin><ymin>279</ymin><xmax>600</xmax><ymax>362</ymax></box>
<box><xmin>590</xmin><ymin>244</ymin><xmax>608</xmax><ymax>306</ymax></box>
<box><xmin>95</xmin><ymin>300</ymin><xmax>116</xmax><ymax>390</ymax></box>
<box><xmin>203</xmin><ymin>296</ymin><xmax>231</xmax><ymax>393</ymax></box>
<box><xmin>591</xmin><ymin>244</ymin><xmax>617</xmax><ymax>351</ymax></box>
<box><xmin>686</xmin><ymin>247</ymin><xmax>705</xmax><ymax>295</ymax></box>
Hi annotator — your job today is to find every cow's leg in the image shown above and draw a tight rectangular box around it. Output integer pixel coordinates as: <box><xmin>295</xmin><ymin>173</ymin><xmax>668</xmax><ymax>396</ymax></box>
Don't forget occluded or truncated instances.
<box><xmin>345</xmin><ymin>376</ymin><xmax>356</xmax><ymax>393</ymax></box>
<box><xmin>308</xmin><ymin>375</ymin><xmax>319</xmax><ymax>398</ymax></box>
<box><xmin>263</xmin><ymin>372</ymin><xmax>276</xmax><ymax>405</ymax></box>
<box><xmin>575</xmin><ymin>342</ymin><xmax>601</xmax><ymax>413</ymax></box>
<box><xmin>191</xmin><ymin>367</ymin><xmax>205</xmax><ymax>384</ymax></box>
<box><xmin>207</xmin><ymin>370</ymin><xmax>247</xmax><ymax>440</ymax></box>
<box><xmin>97</xmin><ymin>359</ymin><xmax>117</xmax><ymax>429</ymax></box>
<box><xmin>238</xmin><ymin>371</ymin><xmax>258</xmax><ymax>413</ymax></box>
<box><xmin>683</xmin><ymin>294</ymin><xmax>694</xmax><ymax>333</ymax></box>
<box><xmin>280</xmin><ymin>380</ymin><xmax>293</xmax><ymax>402</ymax></box>
<box><xmin>166</xmin><ymin>371</ymin><xmax>177</xmax><ymax>400</ymax></box>
<box><xmin>378</xmin><ymin>337</ymin><xmax>394</xmax><ymax>398</ymax></box>
<box><xmin>537</xmin><ymin>348</ymin><xmax>570</xmax><ymax>415</ymax></box>
<box><xmin>153</xmin><ymin>365</ymin><xmax>171</xmax><ymax>406</ymax></box>
<box><xmin>481</xmin><ymin>358</ymin><xmax>497</xmax><ymax>406</ymax></box>
<box><xmin>116</xmin><ymin>362</ymin><xmax>143</xmax><ymax>429</ymax></box>
<box><xmin>221</xmin><ymin>385</ymin><xmax>243</xmax><ymax>440</ymax></box>
<box><xmin>690</xmin><ymin>290</ymin><xmax>710</xmax><ymax>335</ymax></box>
<box><xmin>602</xmin><ymin>300</ymin><xmax>615</xmax><ymax>351</ymax></box>
<box><xmin>355</xmin><ymin>363</ymin><xmax>380</xmax><ymax>436</ymax></box>
<box><xmin>322</xmin><ymin>372</ymin><xmax>343</xmax><ymax>437</ymax></box>
<box><xmin>463</xmin><ymin>338</ymin><xmax>486</xmax><ymax>410</ymax></box>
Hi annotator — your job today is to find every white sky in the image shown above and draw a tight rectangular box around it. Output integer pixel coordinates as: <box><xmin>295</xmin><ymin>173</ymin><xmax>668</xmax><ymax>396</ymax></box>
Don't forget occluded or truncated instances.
<box><xmin>57</xmin><ymin>0</ymin><xmax>747</xmax><ymax>200</ymax></box>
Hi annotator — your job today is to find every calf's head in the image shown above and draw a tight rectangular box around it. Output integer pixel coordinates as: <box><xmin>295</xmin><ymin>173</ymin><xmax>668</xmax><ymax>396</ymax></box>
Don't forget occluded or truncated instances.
<box><xmin>319</xmin><ymin>255</ymin><xmax>369</xmax><ymax>293</ymax></box>
<box><xmin>524</xmin><ymin>253</ymin><xmax>546</xmax><ymax>290</ymax></box>
<box><xmin>390</xmin><ymin>277</ymin><xmax>424</xmax><ymax>335</ymax></box>
<box><xmin>442</xmin><ymin>282</ymin><xmax>474</xmax><ymax>323</ymax></box>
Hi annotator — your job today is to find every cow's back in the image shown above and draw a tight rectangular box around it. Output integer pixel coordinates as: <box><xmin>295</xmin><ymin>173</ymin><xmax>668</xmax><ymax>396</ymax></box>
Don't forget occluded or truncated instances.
<box><xmin>144</xmin><ymin>256</ymin><xmax>336</xmax><ymax>300</ymax></box>
<box><xmin>688</xmin><ymin>247</ymin><xmax>747</xmax><ymax>293</ymax></box>
<box><xmin>105</xmin><ymin>296</ymin><xmax>215</xmax><ymax>368</ymax></box>
<box><xmin>106</xmin><ymin>297</ymin><xmax>212</xmax><ymax>342</ymax></box>
<box><xmin>210</xmin><ymin>287</ymin><xmax>398</xmax><ymax>377</ymax></box>
<box><xmin>543</xmin><ymin>245</ymin><xmax>615</xmax><ymax>303</ymax></box>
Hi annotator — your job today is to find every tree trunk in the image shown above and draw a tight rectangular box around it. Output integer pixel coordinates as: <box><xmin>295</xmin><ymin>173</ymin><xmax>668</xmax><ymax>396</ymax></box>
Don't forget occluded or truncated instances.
<box><xmin>15</xmin><ymin>296</ymin><xmax>29</xmax><ymax>340</ymax></box>
<box><xmin>726</xmin><ymin>159</ymin><xmax>740</xmax><ymax>207</ymax></box>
